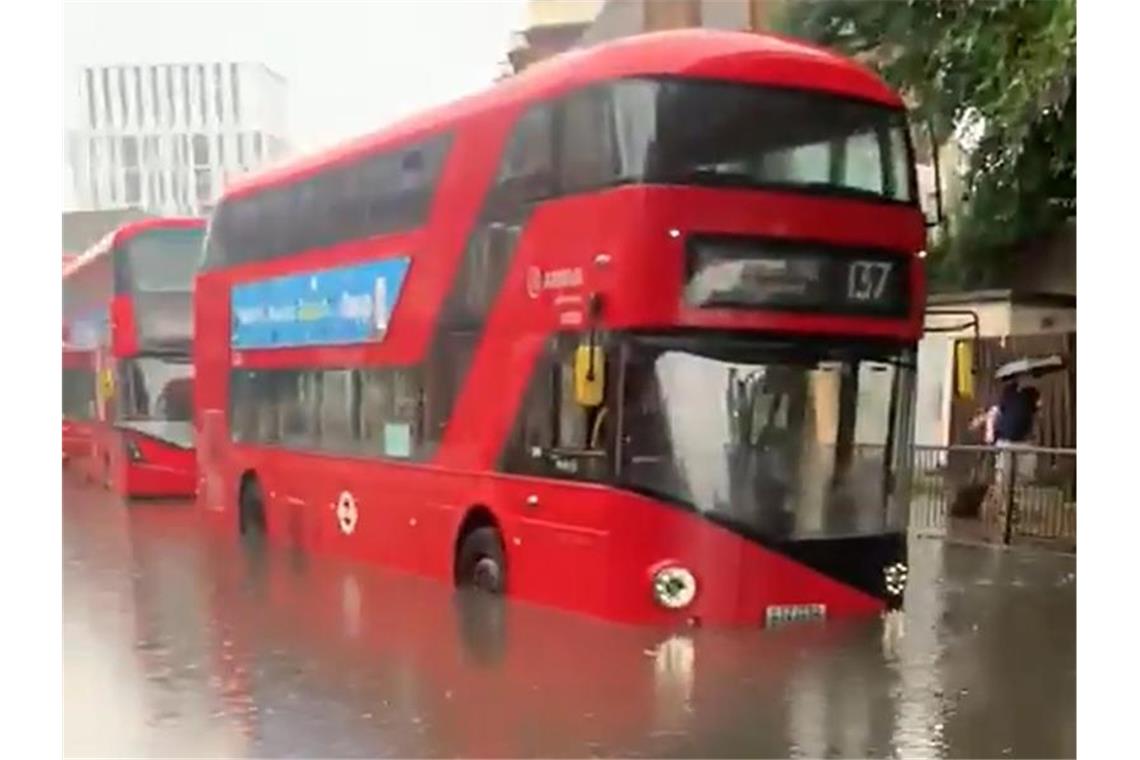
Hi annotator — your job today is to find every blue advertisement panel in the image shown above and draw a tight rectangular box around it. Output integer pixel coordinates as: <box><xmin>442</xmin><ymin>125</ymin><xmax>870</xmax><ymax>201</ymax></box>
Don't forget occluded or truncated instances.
<box><xmin>231</xmin><ymin>257</ymin><xmax>411</xmax><ymax>349</ymax></box>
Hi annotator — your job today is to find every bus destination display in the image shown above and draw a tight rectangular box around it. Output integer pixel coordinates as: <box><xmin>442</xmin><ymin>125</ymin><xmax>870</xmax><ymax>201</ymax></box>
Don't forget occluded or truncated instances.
<box><xmin>684</xmin><ymin>236</ymin><xmax>909</xmax><ymax>316</ymax></box>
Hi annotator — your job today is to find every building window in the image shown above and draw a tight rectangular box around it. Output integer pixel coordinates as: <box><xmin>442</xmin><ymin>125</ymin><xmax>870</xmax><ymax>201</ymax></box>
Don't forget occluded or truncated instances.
<box><xmin>165</xmin><ymin>66</ymin><xmax>175</xmax><ymax>126</ymax></box>
<box><xmin>192</xmin><ymin>134</ymin><xmax>209</xmax><ymax>166</ymax></box>
<box><xmin>84</xmin><ymin>68</ymin><xmax>96</xmax><ymax>128</ymax></box>
<box><xmin>195</xmin><ymin>168</ymin><xmax>212</xmax><ymax>203</ymax></box>
<box><xmin>214</xmin><ymin>63</ymin><xmax>225</xmax><ymax>123</ymax></box>
<box><xmin>216</xmin><ymin>134</ymin><xmax>226</xmax><ymax>167</ymax></box>
<box><xmin>122</xmin><ymin>137</ymin><xmax>139</xmax><ymax>168</ymax></box>
<box><xmin>254</xmin><ymin>132</ymin><xmax>263</xmax><ymax>159</ymax></box>
<box><xmin>125</xmin><ymin>171</ymin><xmax>141</xmax><ymax>205</ymax></box>
<box><xmin>181</xmin><ymin>66</ymin><xmax>191</xmax><ymax>126</ymax></box>
<box><xmin>118</xmin><ymin>67</ymin><xmax>129</xmax><ymax>127</ymax></box>
<box><xmin>149</xmin><ymin>66</ymin><xmax>159</xmax><ymax>125</ymax></box>
<box><xmin>197</xmin><ymin>64</ymin><xmax>208</xmax><ymax>126</ymax></box>
<box><xmin>101</xmin><ymin>68</ymin><xmax>113</xmax><ymax>126</ymax></box>
<box><xmin>133</xmin><ymin>67</ymin><xmax>143</xmax><ymax>126</ymax></box>
<box><xmin>230</xmin><ymin>63</ymin><xmax>241</xmax><ymax>122</ymax></box>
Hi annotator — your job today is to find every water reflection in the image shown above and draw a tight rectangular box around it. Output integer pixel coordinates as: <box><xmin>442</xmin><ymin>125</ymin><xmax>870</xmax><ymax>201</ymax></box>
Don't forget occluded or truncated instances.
<box><xmin>63</xmin><ymin>480</ymin><xmax>1075</xmax><ymax>758</ymax></box>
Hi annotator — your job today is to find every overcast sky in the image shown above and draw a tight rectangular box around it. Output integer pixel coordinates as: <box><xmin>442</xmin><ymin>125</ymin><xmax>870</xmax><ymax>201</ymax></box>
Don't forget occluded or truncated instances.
<box><xmin>63</xmin><ymin>0</ymin><xmax>529</xmax><ymax>152</ymax></box>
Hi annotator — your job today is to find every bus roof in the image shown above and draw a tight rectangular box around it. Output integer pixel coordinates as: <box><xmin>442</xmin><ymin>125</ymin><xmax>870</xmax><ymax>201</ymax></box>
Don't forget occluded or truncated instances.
<box><xmin>62</xmin><ymin>216</ymin><xmax>203</xmax><ymax>280</ymax></box>
<box><xmin>221</xmin><ymin>28</ymin><xmax>903</xmax><ymax>203</ymax></box>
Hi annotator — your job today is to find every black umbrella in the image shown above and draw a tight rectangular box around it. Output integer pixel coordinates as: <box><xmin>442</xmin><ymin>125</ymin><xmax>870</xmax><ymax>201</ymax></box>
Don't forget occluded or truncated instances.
<box><xmin>995</xmin><ymin>354</ymin><xmax>1066</xmax><ymax>381</ymax></box>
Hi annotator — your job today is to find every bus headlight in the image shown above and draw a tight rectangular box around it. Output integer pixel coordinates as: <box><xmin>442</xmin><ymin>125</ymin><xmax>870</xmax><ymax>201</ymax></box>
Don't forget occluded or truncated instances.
<box><xmin>125</xmin><ymin>439</ymin><xmax>144</xmax><ymax>463</ymax></box>
<box><xmin>653</xmin><ymin>566</ymin><xmax>698</xmax><ymax>609</ymax></box>
<box><xmin>883</xmin><ymin>562</ymin><xmax>908</xmax><ymax>596</ymax></box>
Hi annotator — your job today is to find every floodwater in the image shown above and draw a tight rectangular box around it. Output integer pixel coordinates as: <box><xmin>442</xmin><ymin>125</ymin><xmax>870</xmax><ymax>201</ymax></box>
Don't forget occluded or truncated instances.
<box><xmin>63</xmin><ymin>478</ymin><xmax>1076</xmax><ymax>758</ymax></box>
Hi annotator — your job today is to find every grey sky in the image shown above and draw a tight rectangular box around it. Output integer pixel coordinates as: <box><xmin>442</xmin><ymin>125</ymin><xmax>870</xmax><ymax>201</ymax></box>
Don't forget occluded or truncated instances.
<box><xmin>64</xmin><ymin>0</ymin><xmax>528</xmax><ymax>152</ymax></box>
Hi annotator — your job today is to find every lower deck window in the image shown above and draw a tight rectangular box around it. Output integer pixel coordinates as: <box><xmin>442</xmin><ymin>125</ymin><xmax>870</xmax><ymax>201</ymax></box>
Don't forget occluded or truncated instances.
<box><xmin>230</xmin><ymin>367</ymin><xmax>423</xmax><ymax>460</ymax></box>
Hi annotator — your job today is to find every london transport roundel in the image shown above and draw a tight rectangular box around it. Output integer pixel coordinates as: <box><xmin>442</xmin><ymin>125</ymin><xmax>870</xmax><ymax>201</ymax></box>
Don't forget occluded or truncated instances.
<box><xmin>336</xmin><ymin>490</ymin><xmax>358</xmax><ymax>535</ymax></box>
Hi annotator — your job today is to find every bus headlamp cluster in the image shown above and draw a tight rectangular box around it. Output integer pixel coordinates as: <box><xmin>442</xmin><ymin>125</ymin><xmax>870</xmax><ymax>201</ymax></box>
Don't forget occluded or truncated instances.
<box><xmin>125</xmin><ymin>439</ymin><xmax>144</xmax><ymax>463</ymax></box>
<box><xmin>883</xmin><ymin>562</ymin><xmax>908</xmax><ymax>596</ymax></box>
<box><xmin>652</xmin><ymin>566</ymin><xmax>698</xmax><ymax>609</ymax></box>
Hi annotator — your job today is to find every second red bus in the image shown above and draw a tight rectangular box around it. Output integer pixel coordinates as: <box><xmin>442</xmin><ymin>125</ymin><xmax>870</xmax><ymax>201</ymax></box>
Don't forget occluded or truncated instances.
<box><xmin>63</xmin><ymin>217</ymin><xmax>205</xmax><ymax>498</ymax></box>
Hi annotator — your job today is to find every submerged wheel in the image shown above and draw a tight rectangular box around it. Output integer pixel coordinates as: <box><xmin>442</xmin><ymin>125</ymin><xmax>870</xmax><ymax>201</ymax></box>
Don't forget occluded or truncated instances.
<box><xmin>456</xmin><ymin>526</ymin><xmax>506</xmax><ymax>594</ymax></box>
<box><xmin>238</xmin><ymin>475</ymin><xmax>267</xmax><ymax>542</ymax></box>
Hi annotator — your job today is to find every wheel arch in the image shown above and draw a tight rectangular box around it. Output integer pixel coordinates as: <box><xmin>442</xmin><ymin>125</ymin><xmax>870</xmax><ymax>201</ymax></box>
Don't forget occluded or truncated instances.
<box><xmin>452</xmin><ymin>504</ymin><xmax>505</xmax><ymax>586</ymax></box>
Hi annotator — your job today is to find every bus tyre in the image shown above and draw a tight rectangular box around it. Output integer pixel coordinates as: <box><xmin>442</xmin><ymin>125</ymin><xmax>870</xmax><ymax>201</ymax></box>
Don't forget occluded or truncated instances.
<box><xmin>457</xmin><ymin>527</ymin><xmax>505</xmax><ymax>595</ymax></box>
<box><xmin>239</xmin><ymin>476</ymin><xmax>267</xmax><ymax>544</ymax></box>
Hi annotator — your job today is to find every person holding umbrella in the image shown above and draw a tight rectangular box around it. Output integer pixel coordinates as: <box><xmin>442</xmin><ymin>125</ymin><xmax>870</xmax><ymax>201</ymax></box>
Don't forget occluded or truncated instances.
<box><xmin>974</xmin><ymin>355</ymin><xmax>1058</xmax><ymax>530</ymax></box>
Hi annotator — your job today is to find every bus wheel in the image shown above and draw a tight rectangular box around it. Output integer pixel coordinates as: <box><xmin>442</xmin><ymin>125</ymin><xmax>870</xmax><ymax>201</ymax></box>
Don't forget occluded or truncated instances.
<box><xmin>457</xmin><ymin>526</ymin><xmax>505</xmax><ymax>595</ymax></box>
<box><xmin>238</xmin><ymin>475</ymin><xmax>267</xmax><ymax>543</ymax></box>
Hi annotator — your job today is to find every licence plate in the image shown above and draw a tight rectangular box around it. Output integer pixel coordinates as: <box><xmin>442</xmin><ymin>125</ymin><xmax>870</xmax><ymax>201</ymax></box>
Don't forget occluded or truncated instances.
<box><xmin>765</xmin><ymin>603</ymin><xmax>827</xmax><ymax>627</ymax></box>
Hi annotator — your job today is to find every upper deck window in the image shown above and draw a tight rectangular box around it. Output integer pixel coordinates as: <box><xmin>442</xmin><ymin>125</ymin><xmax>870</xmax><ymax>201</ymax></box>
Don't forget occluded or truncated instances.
<box><xmin>116</xmin><ymin>227</ymin><xmax>205</xmax><ymax>294</ymax></box>
<box><xmin>566</xmin><ymin>78</ymin><xmax>916</xmax><ymax>205</ymax></box>
<box><xmin>202</xmin><ymin>134</ymin><xmax>451</xmax><ymax>269</ymax></box>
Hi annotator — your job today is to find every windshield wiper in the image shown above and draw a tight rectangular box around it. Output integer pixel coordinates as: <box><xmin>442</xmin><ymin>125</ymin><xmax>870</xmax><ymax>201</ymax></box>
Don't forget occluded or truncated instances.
<box><xmin>674</xmin><ymin>168</ymin><xmax>758</xmax><ymax>186</ymax></box>
<box><xmin>671</xmin><ymin>172</ymin><xmax>897</xmax><ymax>204</ymax></box>
<box><xmin>793</xmin><ymin>181</ymin><xmax>893</xmax><ymax>203</ymax></box>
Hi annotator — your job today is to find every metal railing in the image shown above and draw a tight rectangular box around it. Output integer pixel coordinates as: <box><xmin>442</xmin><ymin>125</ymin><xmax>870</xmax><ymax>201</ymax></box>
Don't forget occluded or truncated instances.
<box><xmin>909</xmin><ymin>444</ymin><xmax>1076</xmax><ymax>550</ymax></box>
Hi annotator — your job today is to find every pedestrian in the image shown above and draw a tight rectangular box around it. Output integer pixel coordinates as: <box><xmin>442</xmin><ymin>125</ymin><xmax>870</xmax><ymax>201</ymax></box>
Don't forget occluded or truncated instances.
<box><xmin>994</xmin><ymin>380</ymin><xmax>1040</xmax><ymax>446</ymax></box>
<box><xmin>981</xmin><ymin>380</ymin><xmax>1043</xmax><ymax>532</ymax></box>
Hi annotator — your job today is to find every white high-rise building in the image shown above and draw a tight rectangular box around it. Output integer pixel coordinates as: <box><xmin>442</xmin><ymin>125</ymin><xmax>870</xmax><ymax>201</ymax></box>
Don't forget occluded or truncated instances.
<box><xmin>64</xmin><ymin>62</ymin><xmax>289</xmax><ymax>216</ymax></box>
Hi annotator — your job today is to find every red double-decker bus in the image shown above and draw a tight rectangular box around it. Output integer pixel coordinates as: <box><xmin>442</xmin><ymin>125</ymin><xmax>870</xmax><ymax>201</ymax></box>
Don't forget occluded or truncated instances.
<box><xmin>63</xmin><ymin>217</ymin><xmax>205</xmax><ymax>498</ymax></box>
<box><xmin>195</xmin><ymin>29</ymin><xmax>925</xmax><ymax>626</ymax></box>
<box><xmin>62</xmin><ymin>343</ymin><xmax>96</xmax><ymax>464</ymax></box>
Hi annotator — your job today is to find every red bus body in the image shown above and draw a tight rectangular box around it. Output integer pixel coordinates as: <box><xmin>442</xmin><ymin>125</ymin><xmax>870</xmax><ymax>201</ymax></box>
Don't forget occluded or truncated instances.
<box><xmin>195</xmin><ymin>30</ymin><xmax>926</xmax><ymax>626</ymax></box>
<box><xmin>62</xmin><ymin>345</ymin><xmax>95</xmax><ymax>463</ymax></box>
<box><xmin>63</xmin><ymin>217</ymin><xmax>205</xmax><ymax>498</ymax></box>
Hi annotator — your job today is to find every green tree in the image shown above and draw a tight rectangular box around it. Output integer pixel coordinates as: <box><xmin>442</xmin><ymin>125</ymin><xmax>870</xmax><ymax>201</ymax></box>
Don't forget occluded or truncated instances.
<box><xmin>774</xmin><ymin>0</ymin><xmax>1076</xmax><ymax>290</ymax></box>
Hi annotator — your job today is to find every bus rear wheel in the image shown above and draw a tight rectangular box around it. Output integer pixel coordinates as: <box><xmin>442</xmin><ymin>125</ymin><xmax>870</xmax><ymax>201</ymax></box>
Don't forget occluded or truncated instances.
<box><xmin>238</xmin><ymin>475</ymin><xmax>267</xmax><ymax>544</ymax></box>
<box><xmin>456</xmin><ymin>526</ymin><xmax>505</xmax><ymax>595</ymax></box>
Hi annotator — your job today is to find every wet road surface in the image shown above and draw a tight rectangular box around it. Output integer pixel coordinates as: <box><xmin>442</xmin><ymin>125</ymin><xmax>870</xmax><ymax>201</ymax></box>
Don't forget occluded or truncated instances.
<box><xmin>63</xmin><ymin>478</ymin><xmax>1076</xmax><ymax>758</ymax></box>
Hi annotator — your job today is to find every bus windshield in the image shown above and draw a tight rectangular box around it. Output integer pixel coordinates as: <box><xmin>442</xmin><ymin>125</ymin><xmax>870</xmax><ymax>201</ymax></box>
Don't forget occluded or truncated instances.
<box><xmin>619</xmin><ymin>335</ymin><xmax>915</xmax><ymax>540</ymax></box>
<box><xmin>120</xmin><ymin>228</ymin><xmax>204</xmax><ymax>293</ymax></box>
<box><xmin>606</xmin><ymin>78</ymin><xmax>915</xmax><ymax>204</ymax></box>
<box><xmin>117</xmin><ymin>356</ymin><xmax>195</xmax><ymax>447</ymax></box>
<box><xmin>62</xmin><ymin>367</ymin><xmax>96</xmax><ymax>420</ymax></box>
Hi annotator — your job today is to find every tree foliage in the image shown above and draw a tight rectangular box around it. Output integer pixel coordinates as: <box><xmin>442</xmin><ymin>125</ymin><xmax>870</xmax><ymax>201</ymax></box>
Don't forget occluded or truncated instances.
<box><xmin>775</xmin><ymin>0</ymin><xmax>1076</xmax><ymax>290</ymax></box>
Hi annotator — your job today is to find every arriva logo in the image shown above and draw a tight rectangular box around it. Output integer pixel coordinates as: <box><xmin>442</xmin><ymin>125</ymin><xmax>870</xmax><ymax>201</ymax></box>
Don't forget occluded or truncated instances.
<box><xmin>526</xmin><ymin>266</ymin><xmax>583</xmax><ymax>298</ymax></box>
<box><xmin>526</xmin><ymin>266</ymin><xmax>542</xmax><ymax>299</ymax></box>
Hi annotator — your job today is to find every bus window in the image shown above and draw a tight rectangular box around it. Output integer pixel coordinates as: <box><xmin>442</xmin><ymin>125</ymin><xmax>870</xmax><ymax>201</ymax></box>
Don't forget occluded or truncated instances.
<box><xmin>557</xmin><ymin>88</ymin><xmax>619</xmax><ymax>195</ymax></box>
<box><xmin>492</xmin><ymin>104</ymin><xmax>555</xmax><ymax>208</ymax></box>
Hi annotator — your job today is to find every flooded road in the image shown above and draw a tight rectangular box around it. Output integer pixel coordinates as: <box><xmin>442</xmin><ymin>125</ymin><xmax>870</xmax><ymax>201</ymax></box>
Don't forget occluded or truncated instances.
<box><xmin>63</xmin><ymin>478</ymin><xmax>1075</xmax><ymax>758</ymax></box>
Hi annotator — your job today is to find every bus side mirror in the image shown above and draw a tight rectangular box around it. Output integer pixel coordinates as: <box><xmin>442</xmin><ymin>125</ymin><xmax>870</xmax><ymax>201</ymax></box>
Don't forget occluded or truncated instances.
<box><xmin>573</xmin><ymin>344</ymin><xmax>605</xmax><ymax>408</ymax></box>
<box><xmin>955</xmin><ymin>340</ymin><xmax>975</xmax><ymax>399</ymax></box>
